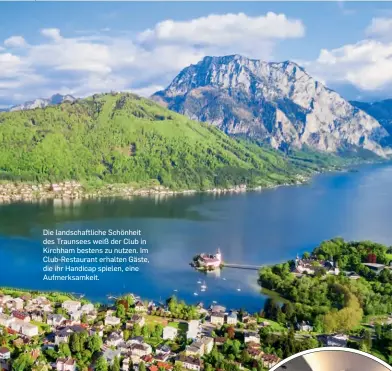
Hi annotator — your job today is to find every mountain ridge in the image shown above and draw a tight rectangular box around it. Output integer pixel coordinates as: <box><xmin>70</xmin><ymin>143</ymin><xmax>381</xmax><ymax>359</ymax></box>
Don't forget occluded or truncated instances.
<box><xmin>4</xmin><ymin>94</ymin><xmax>76</xmax><ymax>112</ymax></box>
<box><xmin>152</xmin><ymin>54</ymin><xmax>391</xmax><ymax>157</ymax></box>
<box><xmin>0</xmin><ymin>92</ymin><xmax>332</xmax><ymax>189</ymax></box>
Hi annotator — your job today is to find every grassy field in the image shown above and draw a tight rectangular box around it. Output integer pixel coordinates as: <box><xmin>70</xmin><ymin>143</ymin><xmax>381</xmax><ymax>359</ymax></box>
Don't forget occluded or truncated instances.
<box><xmin>145</xmin><ymin>315</ymin><xmax>170</xmax><ymax>327</ymax></box>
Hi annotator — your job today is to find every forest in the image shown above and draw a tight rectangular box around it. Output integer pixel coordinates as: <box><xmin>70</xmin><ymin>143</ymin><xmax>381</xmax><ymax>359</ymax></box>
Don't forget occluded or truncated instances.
<box><xmin>258</xmin><ymin>238</ymin><xmax>392</xmax><ymax>332</ymax></box>
<box><xmin>0</xmin><ymin>92</ymin><xmax>346</xmax><ymax>191</ymax></box>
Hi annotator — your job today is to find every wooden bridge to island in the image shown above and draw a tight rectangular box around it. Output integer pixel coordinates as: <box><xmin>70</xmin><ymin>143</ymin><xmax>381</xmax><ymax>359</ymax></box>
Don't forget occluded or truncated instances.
<box><xmin>223</xmin><ymin>263</ymin><xmax>264</xmax><ymax>271</ymax></box>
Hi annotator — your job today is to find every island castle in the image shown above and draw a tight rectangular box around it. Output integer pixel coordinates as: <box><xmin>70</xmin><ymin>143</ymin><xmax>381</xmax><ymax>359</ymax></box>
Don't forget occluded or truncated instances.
<box><xmin>197</xmin><ymin>249</ymin><xmax>222</xmax><ymax>269</ymax></box>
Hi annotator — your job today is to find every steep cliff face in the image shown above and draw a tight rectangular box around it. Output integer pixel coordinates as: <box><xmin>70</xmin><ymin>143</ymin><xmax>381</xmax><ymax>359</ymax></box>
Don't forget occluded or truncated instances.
<box><xmin>153</xmin><ymin>55</ymin><xmax>390</xmax><ymax>157</ymax></box>
<box><xmin>350</xmin><ymin>99</ymin><xmax>392</xmax><ymax>140</ymax></box>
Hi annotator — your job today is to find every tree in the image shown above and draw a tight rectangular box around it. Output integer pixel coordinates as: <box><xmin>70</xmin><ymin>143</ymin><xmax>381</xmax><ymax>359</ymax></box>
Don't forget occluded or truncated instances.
<box><xmin>81</xmin><ymin>313</ymin><xmax>88</xmax><ymax>324</ymax></box>
<box><xmin>95</xmin><ymin>356</ymin><xmax>108</xmax><ymax>371</ymax></box>
<box><xmin>132</xmin><ymin>323</ymin><xmax>141</xmax><ymax>337</ymax></box>
<box><xmin>139</xmin><ymin>362</ymin><xmax>146</xmax><ymax>371</ymax></box>
<box><xmin>12</xmin><ymin>354</ymin><xmax>34</xmax><ymax>371</ymax></box>
<box><xmin>112</xmin><ymin>357</ymin><xmax>120</xmax><ymax>371</ymax></box>
<box><xmin>227</xmin><ymin>326</ymin><xmax>235</xmax><ymax>339</ymax></box>
<box><xmin>88</xmin><ymin>334</ymin><xmax>103</xmax><ymax>353</ymax></box>
<box><xmin>59</xmin><ymin>342</ymin><xmax>71</xmax><ymax>357</ymax></box>
<box><xmin>70</xmin><ymin>332</ymin><xmax>82</xmax><ymax>354</ymax></box>
<box><xmin>116</xmin><ymin>304</ymin><xmax>126</xmax><ymax>318</ymax></box>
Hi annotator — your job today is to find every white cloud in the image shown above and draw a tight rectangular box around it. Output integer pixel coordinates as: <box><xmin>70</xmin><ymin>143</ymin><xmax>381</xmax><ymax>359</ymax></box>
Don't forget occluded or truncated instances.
<box><xmin>129</xmin><ymin>85</ymin><xmax>165</xmax><ymax>97</ymax></box>
<box><xmin>41</xmin><ymin>28</ymin><xmax>62</xmax><ymax>42</ymax></box>
<box><xmin>366</xmin><ymin>17</ymin><xmax>392</xmax><ymax>38</ymax></box>
<box><xmin>304</xmin><ymin>18</ymin><xmax>392</xmax><ymax>95</ymax></box>
<box><xmin>0</xmin><ymin>12</ymin><xmax>304</xmax><ymax>105</ymax></box>
<box><xmin>138</xmin><ymin>12</ymin><xmax>304</xmax><ymax>57</ymax></box>
<box><xmin>307</xmin><ymin>40</ymin><xmax>392</xmax><ymax>91</ymax></box>
<box><xmin>4</xmin><ymin>36</ymin><xmax>27</xmax><ymax>48</ymax></box>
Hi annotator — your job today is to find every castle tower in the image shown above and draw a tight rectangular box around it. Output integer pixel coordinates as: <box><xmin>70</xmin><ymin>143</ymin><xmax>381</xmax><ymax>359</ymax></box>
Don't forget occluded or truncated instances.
<box><xmin>216</xmin><ymin>248</ymin><xmax>222</xmax><ymax>263</ymax></box>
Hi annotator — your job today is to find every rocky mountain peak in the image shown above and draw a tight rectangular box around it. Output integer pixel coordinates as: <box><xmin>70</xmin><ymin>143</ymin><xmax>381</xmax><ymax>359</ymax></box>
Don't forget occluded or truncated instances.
<box><xmin>153</xmin><ymin>55</ymin><xmax>391</xmax><ymax>157</ymax></box>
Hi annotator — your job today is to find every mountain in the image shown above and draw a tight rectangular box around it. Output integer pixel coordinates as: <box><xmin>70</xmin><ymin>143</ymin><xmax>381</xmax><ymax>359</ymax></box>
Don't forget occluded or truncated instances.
<box><xmin>152</xmin><ymin>55</ymin><xmax>390</xmax><ymax>157</ymax></box>
<box><xmin>0</xmin><ymin>92</ymin><xmax>331</xmax><ymax>189</ymax></box>
<box><xmin>350</xmin><ymin>100</ymin><xmax>392</xmax><ymax>139</ymax></box>
<box><xmin>6</xmin><ymin>94</ymin><xmax>76</xmax><ymax>112</ymax></box>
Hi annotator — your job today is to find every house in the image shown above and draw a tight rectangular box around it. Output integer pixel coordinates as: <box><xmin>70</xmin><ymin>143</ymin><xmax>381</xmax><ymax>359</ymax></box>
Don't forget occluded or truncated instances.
<box><xmin>55</xmin><ymin>326</ymin><xmax>85</xmax><ymax>345</ymax></box>
<box><xmin>105</xmin><ymin>316</ymin><xmax>121</xmax><ymax>326</ymax></box>
<box><xmin>9</xmin><ymin>320</ymin><xmax>38</xmax><ymax>337</ymax></box>
<box><xmin>177</xmin><ymin>356</ymin><xmax>202</xmax><ymax>371</ymax></box>
<box><xmin>12</xmin><ymin>311</ymin><xmax>30</xmax><ymax>322</ymax></box>
<box><xmin>261</xmin><ymin>354</ymin><xmax>281</xmax><ymax>369</ymax></box>
<box><xmin>0</xmin><ymin>347</ymin><xmax>10</xmax><ymax>360</ymax></box>
<box><xmin>210</xmin><ymin>312</ymin><xmax>225</xmax><ymax>326</ymax></box>
<box><xmin>226</xmin><ymin>312</ymin><xmax>237</xmax><ymax>326</ymax></box>
<box><xmin>156</xmin><ymin>362</ymin><xmax>173</xmax><ymax>371</ymax></box>
<box><xmin>247</xmin><ymin>347</ymin><xmax>263</xmax><ymax>360</ymax></box>
<box><xmin>30</xmin><ymin>311</ymin><xmax>43</xmax><ymax>322</ymax></box>
<box><xmin>362</xmin><ymin>263</ymin><xmax>387</xmax><ymax>275</ymax></box>
<box><xmin>244</xmin><ymin>331</ymin><xmax>260</xmax><ymax>344</ymax></box>
<box><xmin>201</xmin><ymin>337</ymin><xmax>214</xmax><ymax>354</ymax></box>
<box><xmin>122</xmin><ymin>357</ymin><xmax>131</xmax><ymax>371</ymax></box>
<box><xmin>134</xmin><ymin>301</ymin><xmax>146</xmax><ymax>312</ymax></box>
<box><xmin>89</xmin><ymin>325</ymin><xmax>104</xmax><ymax>337</ymax></box>
<box><xmin>156</xmin><ymin>344</ymin><xmax>171</xmax><ymax>356</ymax></box>
<box><xmin>153</xmin><ymin>353</ymin><xmax>171</xmax><ymax>362</ymax></box>
<box><xmin>214</xmin><ymin>337</ymin><xmax>226</xmax><ymax>346</ymax></box>
<box><xmin>106</xmin><ymin>331</ymin><xmax>124</xmax><ymax>347</ymax></box>
<box><xmin>163</xmin><ymin>326</ymin><xmax>178</xmax><ymax>340</ymax></box>
<box><xmin>210</xmin><ymin>305</ymin><xmax>226</xmax><ymax>313</ymax></box>
<box><xmin>297</xmin><ymin>321</ymin><xmax>313</xmax><ymax>332</ymax></box>
<box><xmin>126</xmin><ymin>315</ymin><xmax>145</xmax><ymax>329</ymax></box>
<box><xmin>0</xmin><ymin>314</ymin><xmax>13</xmax><ymax>327</ymax></box>
<box><xmin>70</xmin><ymin>310</ymin><xmax>82</xmax><ymax>322</ymax></box>
<box><xmin>326</xmin><ymin>334</ymin><xmax>348</xmax><ymax>347</ymax></box>
<box><xmin>103</xmin><ymin>349</ymin><xmax>122</xmax><ymax>365</ymax></box>
<box><xmin>62</xmin><ymin>301</ymin><xmax>81</xmax><ymax>313</ymax></box>
<box><xmin>186</xmin><ymin>320</ymin><xmax>200</xmax><ymax>340</ymax></box>
<box><xmin>20</xmin><ymin>322</ymin><xmax>39</xmax><ymax>337</ymax></box>
<box><xmin>130</xmin><ymin>343</ymin><xmax>152</xmax><ymax>357</ymax></box>
<box><xmin>185</xmin><ymin>342</ymin><xmax>204</xmax><ymax>357</ymax></box>
<box><xmin>9</xmin><ymin>298</ymin><xmax>24</xmax><ymax>310</ymax></box>
<box><xmin>55</xmin><ymin>328</ymin><xmax>72</xmax><ymax>345</ymax></box>
<box><xmin>56</xmin><ymin>357</ymin><xmax>76</xmax><ymax>371</ymax></box>
<box><xmin>47</xmin><ymin>314</ymin><xmax>66</xmax><ymax>327</ymax></box>
<box><xmin>81</xmin><ymin>303</ymin><xmax>95</xmax><ymax>313</ymax></box>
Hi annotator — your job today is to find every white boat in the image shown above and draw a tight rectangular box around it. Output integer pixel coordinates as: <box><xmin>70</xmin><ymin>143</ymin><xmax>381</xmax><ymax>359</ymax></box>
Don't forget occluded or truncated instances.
<box><xmin>201</xmin><ymin>288</ymin><xmax>206</xmax><ymax>292</ymax></box>
<box><xmin>222</xmin><ymin>278</ymin><xmax>226</xmax><ymax>281</ymax></box>
<box><xmin>237</xmin><ymin>287</ymin><xmax>241</xmax><ymax>292</ymax></box>
<box><xmin>197</xmin><ymin>280</ymin><xmax>202</xmax><ymax>284</ymax></box>
<box><xmin>200</xmin><ymin>281</ymin><xmax>207</xmax><ymax>290</ymax></box>
<box><xmin>193</xmin><ymin>292</ymin><xmax>199</xmax><ymax>296</ymax></box>
<box><xmin>173</xmin><ymin>289</ymin><xmax>178</xmax><ymax>292</ymax></box>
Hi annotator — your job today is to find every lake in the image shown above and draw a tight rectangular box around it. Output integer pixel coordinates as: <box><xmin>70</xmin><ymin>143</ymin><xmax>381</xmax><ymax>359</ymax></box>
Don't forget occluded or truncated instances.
<box><xmin>1</xmin><ymin>163</ymin><xmax>392</xmax><ymax>313</ymax></box>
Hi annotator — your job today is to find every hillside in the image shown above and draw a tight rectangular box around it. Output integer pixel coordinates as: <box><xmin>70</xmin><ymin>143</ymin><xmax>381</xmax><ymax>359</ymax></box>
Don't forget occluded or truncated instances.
<box><xmin>0</xmin><ymin>92</ymin><xmax>330</xmax><ymax>191</ymax></box>
<box><xmin>152</xmin><ymin>55</ymin><xmax>391</xmax><ymax>157</ymax></box>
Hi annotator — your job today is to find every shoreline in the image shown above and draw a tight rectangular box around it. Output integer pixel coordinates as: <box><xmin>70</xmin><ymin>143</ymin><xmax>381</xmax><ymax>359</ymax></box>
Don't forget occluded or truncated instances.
<box><xmin>0</xmin><ymin>174</ymin><xmax>311</xmax><ymax>204</ymax></box>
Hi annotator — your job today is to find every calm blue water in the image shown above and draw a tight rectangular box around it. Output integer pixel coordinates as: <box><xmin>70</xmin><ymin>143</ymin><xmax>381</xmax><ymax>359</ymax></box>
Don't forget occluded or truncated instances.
<box><xmin>1</xmin><ymin>163</ymin><xmax>392</xmax><ymax>313</ymax></box>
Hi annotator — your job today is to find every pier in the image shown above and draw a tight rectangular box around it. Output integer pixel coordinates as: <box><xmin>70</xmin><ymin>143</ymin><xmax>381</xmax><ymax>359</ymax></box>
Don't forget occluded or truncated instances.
<box><xmin>223</xmin><ymin>263</ymin><xmax>263</xmax><ymax>271</ymax></box>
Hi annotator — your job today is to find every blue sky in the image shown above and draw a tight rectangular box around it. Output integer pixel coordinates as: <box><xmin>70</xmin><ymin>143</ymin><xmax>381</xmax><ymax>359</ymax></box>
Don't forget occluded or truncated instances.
<box><xmin>1</xmin><ymin>2</ymin><xmax>392</xmax><ymax>107</ymax></box>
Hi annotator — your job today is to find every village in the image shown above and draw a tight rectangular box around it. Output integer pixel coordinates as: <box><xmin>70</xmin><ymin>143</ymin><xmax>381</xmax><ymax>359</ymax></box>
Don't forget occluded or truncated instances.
<box><xmin>1</xmin><ymin>286</ymin><xmax>377</xmax><ymax>371</ymax></box>
<box><xmin>0</xmin><ymin>289</ymin><xmax>287</xmax><ymax>371</ymax></box>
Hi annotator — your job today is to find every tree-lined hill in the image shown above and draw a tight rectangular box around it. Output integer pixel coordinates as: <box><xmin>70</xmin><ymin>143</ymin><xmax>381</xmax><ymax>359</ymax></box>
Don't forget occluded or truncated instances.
<box><xmin>0</xmin><ymin>92</ymin><xmax>336</xmax><ymax>190</ymax></box>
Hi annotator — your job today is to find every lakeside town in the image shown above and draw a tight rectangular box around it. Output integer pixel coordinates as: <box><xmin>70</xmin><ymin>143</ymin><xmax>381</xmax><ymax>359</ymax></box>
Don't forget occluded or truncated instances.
<box><xmin>1</xmin><ymin>239</ymin><xmax>392</xmax><ymax>371</ymax></box>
